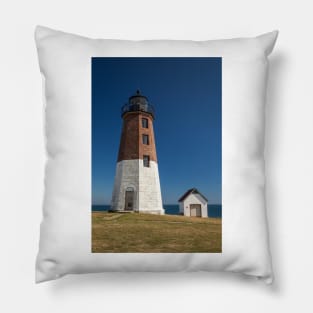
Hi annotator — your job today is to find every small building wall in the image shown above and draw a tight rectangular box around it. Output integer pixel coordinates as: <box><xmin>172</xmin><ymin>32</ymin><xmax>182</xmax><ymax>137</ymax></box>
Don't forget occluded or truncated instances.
<box><xmin>179</xmin><ymin>202</ymin><xmax>184</xmax><ymax>215</ymax></box>
<box><xmin>180</xmin><ymin>193</ymin><xmax>208</xmax><ymax>217</ymax></box>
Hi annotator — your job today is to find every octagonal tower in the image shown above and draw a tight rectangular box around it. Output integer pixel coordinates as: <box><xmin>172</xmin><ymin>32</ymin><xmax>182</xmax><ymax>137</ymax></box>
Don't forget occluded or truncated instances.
<box><xmin>111</xmin><ymin>90</ymin><xmax>164</xmax><ymax>214</ymax></box>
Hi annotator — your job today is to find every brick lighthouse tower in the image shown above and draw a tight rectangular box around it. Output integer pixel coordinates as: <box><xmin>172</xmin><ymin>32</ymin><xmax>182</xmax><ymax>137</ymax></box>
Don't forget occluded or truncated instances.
<box><xmin>111</xmin><ymin>90</ymin><xmax>164</xmax><ymax>214</ymax></box>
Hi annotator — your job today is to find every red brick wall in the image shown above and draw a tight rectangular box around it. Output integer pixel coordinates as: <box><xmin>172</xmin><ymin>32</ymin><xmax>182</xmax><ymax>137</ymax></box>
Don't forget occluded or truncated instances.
<box><xmin>117</xmin><ymin>112</ymin><xmax>157</xmax><ymax>162</ymax></box>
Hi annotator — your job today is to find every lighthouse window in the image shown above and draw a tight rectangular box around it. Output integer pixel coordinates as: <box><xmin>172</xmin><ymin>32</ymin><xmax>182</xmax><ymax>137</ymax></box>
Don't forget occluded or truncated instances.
<box><xmin>143</xmin><ymin>155</ymin><xmax>150</xmax><ymax>167</ymax></box>
<box><xmin>142</xmin><ymin>134</ymin><xmax>149</xmax><ymax>145</ymax></box>
<box><xmin>142</xmin><ymin>118</ymin><xmax>148</xmax><ymax>128</ymax></box>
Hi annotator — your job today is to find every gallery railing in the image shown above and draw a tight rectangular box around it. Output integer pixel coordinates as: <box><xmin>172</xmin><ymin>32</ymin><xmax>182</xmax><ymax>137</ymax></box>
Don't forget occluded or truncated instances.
<box><xmin>121</xmin><ymin>103</ymin><xmax>155</xmax><ymax>118</ymax></box>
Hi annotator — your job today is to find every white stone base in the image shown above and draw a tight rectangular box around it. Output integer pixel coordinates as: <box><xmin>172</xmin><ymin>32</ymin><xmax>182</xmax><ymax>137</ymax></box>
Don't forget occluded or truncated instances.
<box><xmin>111</xmin><ymin>159</ymin><xmax>164</xmax><ymax>215</ymax></box>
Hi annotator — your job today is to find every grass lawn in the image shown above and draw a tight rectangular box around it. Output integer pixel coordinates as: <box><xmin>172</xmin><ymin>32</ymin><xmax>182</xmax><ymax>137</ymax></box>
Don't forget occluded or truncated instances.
<box><xmin>92</xmin><ymin>211</ymin><xmax>222</xmax><ymax>253</ymax></box>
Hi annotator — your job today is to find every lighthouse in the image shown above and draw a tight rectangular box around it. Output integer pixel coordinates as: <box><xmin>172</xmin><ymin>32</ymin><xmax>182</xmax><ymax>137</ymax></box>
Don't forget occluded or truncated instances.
<box><xmin>111</xmin><ymin>90</ymin><xmax>164</xmax><ymax>215</ymax></box>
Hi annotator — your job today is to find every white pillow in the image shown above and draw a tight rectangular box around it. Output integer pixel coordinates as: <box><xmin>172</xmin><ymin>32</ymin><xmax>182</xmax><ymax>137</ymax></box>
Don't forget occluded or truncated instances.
<box><xmin>35</xmin><ymin>26</ymin><xmax>278</xmax><ymax>283</ymax></box>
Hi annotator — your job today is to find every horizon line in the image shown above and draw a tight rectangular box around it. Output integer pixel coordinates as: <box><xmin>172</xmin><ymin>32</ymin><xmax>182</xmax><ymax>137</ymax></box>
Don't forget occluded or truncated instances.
<box><xmin>92</xmin><ymin>203</ymin><xmax>222</xmax><ymax>206</ymax></box>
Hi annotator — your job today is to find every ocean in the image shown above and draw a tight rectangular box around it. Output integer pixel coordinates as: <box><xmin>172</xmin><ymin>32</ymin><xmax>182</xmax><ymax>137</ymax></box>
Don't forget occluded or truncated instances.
<box><xmin>92</xmin><ymin>204</ymin><xmax>222</xmax><ymax>218</ymax></box>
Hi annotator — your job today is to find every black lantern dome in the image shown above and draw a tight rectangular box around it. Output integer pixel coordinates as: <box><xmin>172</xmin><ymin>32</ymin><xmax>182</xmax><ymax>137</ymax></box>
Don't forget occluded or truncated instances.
<box><xmin>121</xmin><ymin>89</ymin><xmax>155</xmax><ymax>118</ymax></box>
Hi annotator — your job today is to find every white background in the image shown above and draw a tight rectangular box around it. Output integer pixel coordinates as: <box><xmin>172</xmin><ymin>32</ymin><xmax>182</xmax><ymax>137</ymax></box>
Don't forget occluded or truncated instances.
<box><xmin>0</xmin><ymin>0</ymin><xmax>312</xmax><ymax>312</ymax></box>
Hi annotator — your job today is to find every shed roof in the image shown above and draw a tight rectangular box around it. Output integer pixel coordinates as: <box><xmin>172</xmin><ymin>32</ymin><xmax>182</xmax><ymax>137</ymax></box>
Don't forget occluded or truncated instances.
<box><xmin>178</xmin><ymin>188</ymin><xmax>208</xmax><ymax>202</ymax></box>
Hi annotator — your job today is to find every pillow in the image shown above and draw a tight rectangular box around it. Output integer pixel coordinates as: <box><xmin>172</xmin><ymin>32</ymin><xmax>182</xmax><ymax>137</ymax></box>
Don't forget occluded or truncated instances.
<box><xmin>35</xmin><ymin>26</ymin><xmax>278</xmax><ymax>283</ymax></box>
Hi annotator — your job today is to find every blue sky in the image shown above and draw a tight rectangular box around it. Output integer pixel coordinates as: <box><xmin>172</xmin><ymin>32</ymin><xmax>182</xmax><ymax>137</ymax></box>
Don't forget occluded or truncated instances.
<box><xmin>92</xmin><ymin>57</ymin><xmax>221</xmax><ymax>205</ymax></box>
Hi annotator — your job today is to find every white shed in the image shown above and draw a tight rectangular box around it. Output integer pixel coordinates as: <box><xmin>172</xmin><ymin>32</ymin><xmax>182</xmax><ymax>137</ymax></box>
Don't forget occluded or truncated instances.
<box><xmin>178</xmin><ymin>188</ymin><xmax>208</xmax><ymax>218</ymax></box>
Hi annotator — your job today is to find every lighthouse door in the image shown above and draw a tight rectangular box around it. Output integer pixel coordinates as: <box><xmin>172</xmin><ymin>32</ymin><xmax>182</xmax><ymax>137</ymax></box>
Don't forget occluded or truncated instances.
<box><xmin>124</xmin><ymin>187</ymin><xmax>135</xmax><ymax>211</ymax></box>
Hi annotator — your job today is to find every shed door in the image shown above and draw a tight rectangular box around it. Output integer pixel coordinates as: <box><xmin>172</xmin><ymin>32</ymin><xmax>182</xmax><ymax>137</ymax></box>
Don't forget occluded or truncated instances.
<box><xmin>190</xmin><ymin>204</ymin><xmax>201</xmax><ymax>217</ymax></box>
